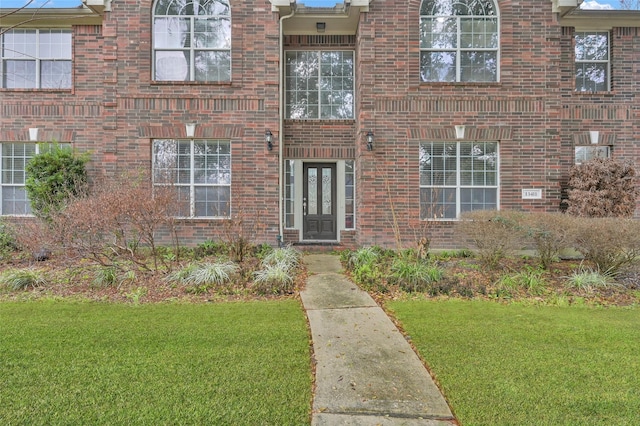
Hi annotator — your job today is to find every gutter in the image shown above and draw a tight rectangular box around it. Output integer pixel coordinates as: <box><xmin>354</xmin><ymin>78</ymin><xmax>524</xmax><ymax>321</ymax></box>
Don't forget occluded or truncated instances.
<box><xmin>278</xmin><ymin>6</ymin><xmax>296</xmax><ymax>245</ymax></box>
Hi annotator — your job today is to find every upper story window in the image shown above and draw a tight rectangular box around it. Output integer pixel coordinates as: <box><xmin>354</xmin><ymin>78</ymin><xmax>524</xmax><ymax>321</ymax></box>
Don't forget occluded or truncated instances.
<box><xmin>575</xmin><ymin>32</ymin><xmax>609</xmax><ymax>92</ymax></box>
<box><xmin>1</xmin><ymin>29</ymin><xmax>72</xmax><ymax>89</ymax></box>
<box><xmin>285</xmin><ymin>51</ymin><xmax>354</xmax><ymax>119</ymax></box>
<box><xmin>419</xmin><ymin>0</ymin><xmax>499</xmax><ymax>83</ymax></box>
<box><xmin>153</xmin><ymin>0</ymin><xmax>231</xmax><ymax>82</ymax></box>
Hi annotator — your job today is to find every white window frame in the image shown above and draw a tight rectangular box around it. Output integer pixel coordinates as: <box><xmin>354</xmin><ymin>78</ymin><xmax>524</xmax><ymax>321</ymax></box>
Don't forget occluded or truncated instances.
<box><xmin>574</xmin><ymin>31</ymin><xmax>610</xmax><ymax>92</ymax></box>
<box><xmin>285</xmin><ymin>50</ymin><xmax>355</xmax><ymax>119</ymax></box>
<box><xmin>420</xmin><ymin>141</ymin><xmax>499</xmax><ymax>220</ymax></box>
<box><xmin>0</xmin><ymin>143</ymin><xmax>71</xmax><ymax>216</ymax></box>
<box><xmin>152</xmin><ymin>139</ymin><xmax>231</xmax><ymax>218</ymax></box>
<box><xmin>1</xmin><ymin>29</ymin><xmax>72</xmax><ymax>89</ymax></box>
<box><xmin>419</xmin><ymin>0</ymin><xmax>500</xmax><ymax>83</ymax></box>
<box><xmin>152</xmin><ymin>0</ymin><xmax>231</xmax><ymax>82</ymax></box>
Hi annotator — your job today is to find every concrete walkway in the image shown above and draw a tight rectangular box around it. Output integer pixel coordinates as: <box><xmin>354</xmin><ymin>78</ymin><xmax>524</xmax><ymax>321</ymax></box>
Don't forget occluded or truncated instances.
<box><xmin>300</xmin><ymin>254</ymin><xmax>456</xmax><ymax>426</ymax></box>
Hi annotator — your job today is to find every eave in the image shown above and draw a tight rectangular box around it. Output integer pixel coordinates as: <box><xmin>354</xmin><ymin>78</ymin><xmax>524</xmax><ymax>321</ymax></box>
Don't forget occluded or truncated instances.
<box><xmin>270</xmin><ymin>0</ymin><xmax>371</xmax><ymax>35</ymax></box>
<box><xmin>558</xmin><ymin>10</ymin><xmax>640</xmax><ymax>30</ymax></box>
<box><xmin>0</xmin><ymin>6</ymin><xmax>103</xmax><ymax>27</ymax></box>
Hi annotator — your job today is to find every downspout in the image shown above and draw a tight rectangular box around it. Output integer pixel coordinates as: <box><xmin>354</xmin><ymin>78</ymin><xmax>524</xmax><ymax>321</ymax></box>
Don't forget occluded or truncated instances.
<box><xmin>278</xmin><ymin>6</ymin><xmax>296</xmax><ymax>245</ymax></box>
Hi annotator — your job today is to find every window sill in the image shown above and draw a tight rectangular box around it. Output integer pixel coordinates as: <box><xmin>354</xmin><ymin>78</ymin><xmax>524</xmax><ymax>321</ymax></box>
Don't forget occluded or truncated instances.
<box><xmin>0</xmin><ymin>88</ymin><xmax>72</xmax><ymax>93</ymax></box>
<box><xmin>572</xmin><ymin>91</ymin><xmax>615</xmax><ymax>96</ymax></box>
<box><xmin>285</xmin><ymin>119</ymin><xmax>356</xmax><ymax>124</ymax></box>
<box><xmin>418</xmin><ymin>81</ymin><xmax>501</xmax><ymax>87</ymax></box>
<box><xmin>151</xmin><ymin>81</ymin><xmax>233</xmax><ymax>86</ymax></box>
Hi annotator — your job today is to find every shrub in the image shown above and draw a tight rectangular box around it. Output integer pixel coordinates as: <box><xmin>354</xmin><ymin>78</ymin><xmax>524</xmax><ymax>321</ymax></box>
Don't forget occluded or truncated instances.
<box><xmin>0</xmin><ymin>268</ymin><xmax>47</xmax><ymax>291</ymax></box>
<box><xmin>389</xmin><ymin>258</ymin><xmax>443</xmax><ymax>293</ymax></box>
<box><xmin>167</xmin><ymin>261</ymin><xmax>239</xmax><ymax>293</ymax></box>
<box><xmin>569</xmin><ymin>217</ymin><xmax>640</xmax><ymax>275</ymax></box>
<box><xmin>261</xmin><ymin>246</ymin><xmax>302</xmax><ymax>271</ymax></box>
<box><xmin>520</xmin><ymin>212</ymin><xmax>572</xmax><ymax>269</ymax></box>
<box><xmin>25</xmin><ymin>144</ymin><xmax>89</xmax><ymax>222</ymax></box>
<box><xmin>495</xmin><ymin>267</ymin><xmax>547</xmax><ymax>296</ymax></box>
<box><xmin>345</xmin><ymin>246</ymin><xmax>380</xmax><ymax>270</ymax></box>
<box><xmin>566</xmin><ymin>268</ymin><xmax>617</xmax><ymax>292</ymax></box>
<box><xmin>48</xmin><ymin>170</ymin><xmax>182</xmax><ymax>272</ymax></box>
<box><xmin>566</xmin><ymin>158</ymin><xmax>638</xmax><ymax>218</ymax></box>
<box><xmin>253</xmin><ymin>263</ymin><xmax>295</xmax><ymax>295</ymax></box>
<box><xmin>0</xmin><ymin>219</ymin><xmax>18</xmax><ymax>260</ymax></box>
<box><xmin>456</xmin><ymin>210</ymin><xmax>525</xmax><ymax>269</ymax></box>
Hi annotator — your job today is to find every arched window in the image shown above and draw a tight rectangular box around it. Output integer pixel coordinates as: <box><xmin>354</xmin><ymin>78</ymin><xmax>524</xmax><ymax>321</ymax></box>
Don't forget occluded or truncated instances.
<box><xmin>153</xmin><ymin>0</ymin><xmax>231</xmax><ymax>81</ymax></box>
<box><xmin>420</xmin><ymin>0</ymin><xmax>498</xmax><ymax>82</ymax></box>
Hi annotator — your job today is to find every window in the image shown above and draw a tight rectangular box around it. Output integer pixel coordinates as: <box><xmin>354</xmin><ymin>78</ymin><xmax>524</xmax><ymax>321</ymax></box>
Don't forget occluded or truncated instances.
<box><xmin>419</xmin><ymin>0</ymin><xmax>498</xmax><ymax>83</ymax></box>
<box><xmin>286</xmin><ymin>51</ymin><xmax>354</xmax><ymax>119</ymax></box>
<box><xmin>0</xmin><ymin>143</ymin><xmax>69</xmax><ymax>215</ymax></box>
<box><xmin>153</xmin><ymin>0</ymin><xmax>231</xmax><ymax>82</ymax></box>
<box><xmin>420</xmin><ymin>141</ymin><xmax>498</xmax><ymax>219</ymax></box>
<box><xmin>345</xmin><ymin>160</ymin><xmax>355</xmax><ymax>229</ymax></box>
<box><xmin>1</xmin><ymin>29</ymin><xmax>72</xmax><ymax>89</ymax></box>
<box><xmin>153</xmin><ymin>139</ymin><xmax>231</xmax><ymax>217</ymax></box>
<box><xmin>284</xmin><ymin>160</ymin><xmax>295</xmax><ymax>228</ymax></box>
<box><xmin>575</xmin><ymin>145</ymin><xmax>610</xmax><ymax>164</ymax></box>
<box><xmin>575</xmin><ymin>32</ymin><xmax>609</xmax><ymax>92</ymax></box>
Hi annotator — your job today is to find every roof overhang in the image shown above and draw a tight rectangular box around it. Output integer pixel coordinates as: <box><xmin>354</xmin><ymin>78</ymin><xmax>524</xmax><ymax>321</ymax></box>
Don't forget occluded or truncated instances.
<box><xmin>270</xmin><ymin>0</ymin><xmax>371</xmax><ymax>35</ymax></box>
<box><xmin>0</xmin><ymin>4</ymin><xmax>104</xmax><ymax>27</ymax></box>
<box><xmin>558</xmin><ymin>9</ymin><xmax>640</xmax><ymax>29</ymax></box>
<box><xmin>551</xmin><ymin>0</ymin><xmax>583</xmax><ymax>17</ymax></box>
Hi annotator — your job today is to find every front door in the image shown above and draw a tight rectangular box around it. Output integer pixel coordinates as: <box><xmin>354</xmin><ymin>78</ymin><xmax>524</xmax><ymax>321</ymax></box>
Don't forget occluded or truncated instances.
<box><xmin>303</xmin><ymin>163</ymin><xmax>337</xmax><ymax>240</ymax></box>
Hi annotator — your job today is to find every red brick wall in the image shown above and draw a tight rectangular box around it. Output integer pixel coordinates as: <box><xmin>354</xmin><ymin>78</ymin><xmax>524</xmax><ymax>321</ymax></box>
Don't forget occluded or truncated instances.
<box><xmin>1</xmin><ymin>0</ymin><xmax>638</xmax><ymax>249</ymax></box>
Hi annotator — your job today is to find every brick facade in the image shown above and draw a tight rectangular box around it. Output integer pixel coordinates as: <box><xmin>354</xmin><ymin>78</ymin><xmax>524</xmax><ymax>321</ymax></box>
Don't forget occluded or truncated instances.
<box><xmin>1</xmin><ymin>0</ymin><xmax>638</xmax><ymax>249</ymax></box>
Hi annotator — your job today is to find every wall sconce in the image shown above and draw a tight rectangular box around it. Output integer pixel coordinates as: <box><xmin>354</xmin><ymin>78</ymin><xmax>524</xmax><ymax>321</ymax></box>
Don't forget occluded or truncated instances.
<box><xmin>185</xmin><ymin>123</ymin><xmax>196</xmax><ymax>138</ymax></box>
<box><xmin>455</xmin><ymin>125</ymin><xmax>465</xmax><ymax>140</ymax></box>
<box><xmin>366</xmin><ymin>131</ymin><xmax>374</xmax><ymax>151</ymax></box>
<box><xmin>316</xmin><ymin>22</ymin><xmax>326</xmax><ymax>33</ymax></box>
<box><xmin>265</xmin><ymin>130</ymin><xmax>273</xmax><ymax>151</ymax></box>
<box><xmin>29</xmin><ymin>128</ymin><xmax>39</xmax><ymax>142</ymax></box>
<box><xmin>589</xmin><ymin>130</ymin><xmax>600</xmax><ymax>145</ymax></box>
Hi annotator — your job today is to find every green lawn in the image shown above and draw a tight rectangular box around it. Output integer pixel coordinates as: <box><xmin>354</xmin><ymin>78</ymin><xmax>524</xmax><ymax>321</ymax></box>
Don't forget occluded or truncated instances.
<box><xmin>0</xmin><ymin>300</ymin><xmax>312</xmax><ymax>425</ymax></box>
<box><xmin>387</xmin><ymin>299</ymin><xmax>640</xmax><ymax>426</ymax></box>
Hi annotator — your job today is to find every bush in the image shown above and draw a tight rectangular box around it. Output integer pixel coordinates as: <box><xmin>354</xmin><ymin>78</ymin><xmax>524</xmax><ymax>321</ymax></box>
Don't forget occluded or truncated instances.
<box><xmin>49</xmin><ymin>170</ymin><xmax>181</xmax><ymax>272</ymax></box>
<box><xmin>261</xmin><ymin>246</ymin><xmax>302</xmax><ymax>270</ymax></box>
<box><xmin>389</xmin><ymin>258</ymin><xmax>443</xmax><ymax>293</ymax></box>
<box><xmin>25</xmin><ymin>144</ymin><xmax>89</xmax><ymax>222</ymax></box>
<box><xmin>253</xmin><ymin>263</ymin><xmax>295</xmax><ymax>295</ymax></box>
<box><xmin>167</xmin><ymin>261</ymin><xmax>239</xmax><ymax>293</ymax></box>
<box><xmin>569</xmin><ymin>217</ymin><xmax>640</xmax><ymax>275</ymax></box>
<box><xmin>566</xmin><ymin>158</ymin><xmax>638</xmax><ymax>218</ymax></box>
<box><xmin>566</xmin><ymin>267</ymin><xmax>617</xmax><ymax>291</ymax></box>
<box><xmin>520</xmin><ymin>212</ymin><xmax>572</xmax><ymax>269</ymax></box>
<box><xmin>0</xmin><ymin>268</ymin><xmax>47</xmax><ymax>291</ymax></box>
<box><xmin>456</xmin><ymin>210</ymin><xmax>525</xmax><ymax>269</ymax></box>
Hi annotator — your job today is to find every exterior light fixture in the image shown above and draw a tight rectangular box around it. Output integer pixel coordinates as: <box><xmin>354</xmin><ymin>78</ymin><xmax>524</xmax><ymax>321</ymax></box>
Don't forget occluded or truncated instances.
<box><xmin>366</xmin><ymin>131</ymin><xmax>374</xmax><ymax>151</ymax></box>
<box><xmin>29</xmin><ymin>128</ymin><xmax>39</xmax><ymax>141</ymax></box>
<box><xmin>265</xmin><ymin>130</ymin><xmax>273</xmax><ymax>151</ymax></box>
<box><xmin>455</xmin><ymin>125</ymin><xmax>465</xmax><ymax>140</ymax></box>
<box><xmin>316</xmin><ymin>22</ymin><xmax>326</xmax><ymax>33</ymax></box>
<box><xmin>185</xmin><ymin>123</ymin><xmax>196</xmax><ymax>138</ymax></box>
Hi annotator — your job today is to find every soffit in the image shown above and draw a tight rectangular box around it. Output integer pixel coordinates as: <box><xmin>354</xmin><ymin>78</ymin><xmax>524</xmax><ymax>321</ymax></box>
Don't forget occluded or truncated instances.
<box><xmin>270</xmin><ymin>0</ymin><xmax>371</xmax><ymax>35</ymax></box>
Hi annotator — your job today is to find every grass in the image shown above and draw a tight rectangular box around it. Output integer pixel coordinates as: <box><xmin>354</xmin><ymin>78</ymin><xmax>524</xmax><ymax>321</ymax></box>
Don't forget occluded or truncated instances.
<box><xmin>387</xmin><ymin>299</ymin><xmax>640</xmax><ymax>426</ymax></box>
<box><xmin>0</xmin><ymin>300</ymin><xmax>312</xmax><ymax>425</ymax></box>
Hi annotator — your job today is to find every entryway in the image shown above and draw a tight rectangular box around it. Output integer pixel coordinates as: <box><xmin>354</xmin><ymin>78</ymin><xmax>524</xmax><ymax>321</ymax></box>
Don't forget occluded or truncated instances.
<box><xmin>303</xmin><ymin>163</ymin><xmax>337</xmax><ymax>240</ymax></box>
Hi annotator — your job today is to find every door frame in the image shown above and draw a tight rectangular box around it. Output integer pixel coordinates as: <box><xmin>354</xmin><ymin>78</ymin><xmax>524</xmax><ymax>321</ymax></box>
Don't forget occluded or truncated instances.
<box><xmin>302</xmin><ymin>162</ymin><xmax>338</xmax><ymax>240</ymax></box>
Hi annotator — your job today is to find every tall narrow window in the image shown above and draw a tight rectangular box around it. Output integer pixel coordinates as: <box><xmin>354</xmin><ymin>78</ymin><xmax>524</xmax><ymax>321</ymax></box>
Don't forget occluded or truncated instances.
<box><xmin>286</xmin><ymin>51</ymin><xmax>354</xmax><ymax>119</ymax></box>
<box><xmin>153</xmin><ymin>0</ymin><xmax>231</xmax><ymax>82</ymax></box>
<box><xmin>153</xmin><ymin>139</ymin><xmax>231</xmax><ymax>217</ymax></box>
<box><xmin>575</xmin><ymin>32</ymin><xmax>609</xmax><ymax>92</ymax></box>
<box><xmin>344</xmin><ymin>160</ymin><xmax>355</xmax><ymax>229</ymax></box>
<box><xmin>284</xmin><ymin>160</ymin><xmax>295</xmax><ymax>228</ymax></box>
<box><xmin>420</xmin><ymin>141</ymin><xmax>498</xmax><ymax>219</ymax></box>
<box><xmin>419</xmin><ymin>0</ymin><xmax>499</xmax><ymax>83</ymax></box>
<box><xmin>1</xmin><ymin>29</ymin><xmax>72</xmax><ymax>89</ymax></box>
